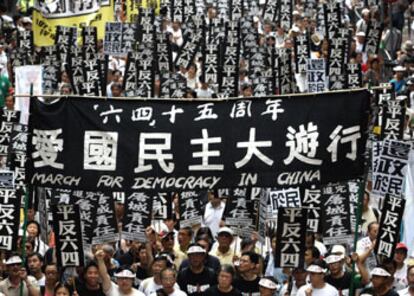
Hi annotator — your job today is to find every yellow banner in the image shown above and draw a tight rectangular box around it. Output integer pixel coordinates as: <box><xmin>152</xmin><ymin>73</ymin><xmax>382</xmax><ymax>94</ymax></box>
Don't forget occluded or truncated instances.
<box><xmin>33</xmin><ymin>0</ymin><xmax>115</xmax><ymax>46</ymax></box>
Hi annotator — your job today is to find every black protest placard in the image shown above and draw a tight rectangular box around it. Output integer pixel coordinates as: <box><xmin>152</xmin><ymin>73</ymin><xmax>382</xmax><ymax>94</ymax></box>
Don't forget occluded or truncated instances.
<box><xmin>278</xmin><ymin>48</ymin><xmax>295</xmax><ymax>94</ymax></box>
<box><xmin>174</xmin><ymin>27</ymin><xmax>202</xmax><ymax>70</ymax></box>
<box><xmin>375</xmin><ymin>195</ymin><xmax>405</xmax><ymax>259</ymax></box>
<box><xmin>179</xmin><ymin>191</ymin><xmax>205</xmax><ymax>228</ymax></box>
<box><xmin>152</xmin><ymin>192</ymin><xmax>173</xmax><ymax>220</ymax></box>
<box><xmin>278</xmin><ymin>0</ymin><xmax>292</xmax><ymax>32</ymax></box>
<box><xmin>168</xmin><ymin>73</ymin><xmax>187</xmax><ymax>98</ymax></box>
<box><xmin>307</xmin><ymin>59</ymin><xmax>326</xmax><ymax>92</ymax></box>
<box><xmin>74</xmin><ymin>191</ymin><xmax>99</xmax><ymax>252</ymax></box>
<box><xmin>294</xmin><ymin>34</ymin><xmax>310</xmax><ymax>74</ymax></box>
<box><xmin>263</xmin><ymin>0</ymin><xmax>277</xmax><ymax>22</ymax></box>
<box><xmin>0</xmin><ymin>188</ymin><xmax>20</xmax><ymax>251</ymax></box>
<box><xmin>269</xmin><ymin>187</ymin><xmax>301</xmax><ymax>214</ymax></box>
<box><xmin>104</xmin><ymin>22</ymin><xmax>136</xmax><ymax>57</ymax></box>
<box><xmin>52</xmin><ymin>204</ymin><xmax>84</xmax><ymax>267</ymax></box>
<box><xmin>258</xmin><ymin>188</ymin><xmax>269</xmax><ymax>243</ymax></box>
<box><xmin>274</xmin><ymin>208</ymin><xmax>307</xmax><ymax>268</ymax></box>
<box><xmin>0</xmin><ymin>110</ymin><xmax>20</xmax><ymax>157</ymax></box>
<box><xmin>8</xmin><ymin>124</ymin><xmax>27</xmax><ymax>198</ymax></box>
<box><xmin>220</xmin><ymin>20</ymin><xmax>240</xmax><ymax>98</ymax></box>
<box><xmin>27</xmin><ymin>91</ymin><xmax>370</xmax><ymax>192</ymax></box>
<box><xmin>122</xmin><ymin>192</ymin><xmax>153</xmax><ymax>242</ymax></box>
<box><xmin>92</xmin><ymin>193</ymin><xmax>118</xmax><ymax>244</ymax></box>
<box><xmin>68</xmin><ymin>46</ymin><xmax>84</xmax><ymax>94</ymax></box>
<box><xmin>81</xmin><ymin>58</ymin><xmax>102</xmax><ymax>96</ymax></box>
<box><xmin>55</xmin><ymin>26</ymin><xmax>77</xmax><ymax>64</ymax></box>
<box><xmin>346</xmin><ymin>63</ymin><xmax>362</xmax><ymax>89</ymax></box>
<box><xmin>372</xmin><ymin>140</ymin><xmax>411</xmax><ymax>198</ymax></box>
<box><xmin>123</xmin><ymin>52</ymin><xmax>139</xmax><ymax>97</ymax></box>
<box><xmin>36</xmin><ymin>187</ymin><xmax>49</xmax><ymax>245</ymax></box>
<box><xmin>136</xmin><ymin>44</ymin><xmax>155</xmax><ymax>98</ymax></box>
<box><xmin>321</xmin><ymin>183</ymin><xmax>353</xmax><ymax>245</ymax></box>
<box><xmin>156</xmin><ymin>30</ymin><xmax>173</xmax><ymax>74</ymax></box>
<box><xmin>365</xmin><ymin>20</ymin><xmax>383</xmax><ymax>55</ymax></box>
<box><xmin>82</xmin><ymin>26</ymin><xmax>98</xmax><ymax>60</ymax></box>
<box><xmin>381</xmin><ymin>99</ymin><xmax>406</xmax><ymax>140</ymax></box>
<box><xmin>348</xmin><ymin>180</ymin><xmax>362</xmax><ymax>232</ymax></box>
<box><xmin>202</xmin><ymin>38</ymin><xmax>221</xmax><ymax>90</ymax></box>
<box><xmin>324</xmin><ymin>2</ymin><xmax>341</xmax><ymax>40</ymax></box>
<box><xmin>230</xmin><ymin>0</ymin><xmax>243</xmax><ymax>20</ymax></box>
<box><xmin>302</xmin><ymin>186</ymin><xmax>322</xmax><ymax>233</ymax></box>
<box><xmin>15</xmin><ymin>30</ymin><xmax>34</xmax><ymax>66</ymax></box>
<box><xmin>224</xmin><ymin>197</ymin><xmax>258</xmax><ymax>238</ymax></box>
<box><xmin>328</xmin><ymin>35</ymin><xmax>346</xmax><ymax>90</ymax></box>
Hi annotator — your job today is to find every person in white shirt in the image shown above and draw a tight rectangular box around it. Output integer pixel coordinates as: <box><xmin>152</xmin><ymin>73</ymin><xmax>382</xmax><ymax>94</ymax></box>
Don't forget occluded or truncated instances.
<box><xmin>96</xmin><ymin>250</ymin><xmax>145</xmax><ymax>296</ymax></box>
<box><xmin>202</xmin><ymin>191</ymin><xmax>225</xmax><ymax>238</ymax></box>
<box><xmin>356</xmin><ymin>222</ymin><xmax>379</xmax><ymax>272</ymax></box>
<box><xmin>150</xmin><ymin>268</ymin><xmax>187</xmax><ymax>296</ymax></box>
<box><xmin>297</xmin><ymin>260</ymin><xmax>338</xmax><ymax>296</ymax></box>
<box><xmin>398</xmin><ymin>265</ymin><xmax>414</xmax><ymax>295</ymax></box>
<box><xmin>394</xmin><ymin>243</ymin><xmax>409</xmax><ymax>291</ymax></box>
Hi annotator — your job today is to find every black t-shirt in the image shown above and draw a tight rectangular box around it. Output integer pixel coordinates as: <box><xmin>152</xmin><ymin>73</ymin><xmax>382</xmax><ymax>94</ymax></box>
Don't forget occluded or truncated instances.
<box><xmin>205</xmin><ymin>285</ymin><xmax>242</xmax><ymax>296</ymax></box>
<box><xmin>233</xmin><ymin>276</ymin><xmax>260</xmax><ymax>296</ymax></box>
<box><xmin>177</xmin><ymin>267</ymin><xmax>217</xmax><ymax>296</ymax></box>
<box><xmin>325</xmin><ymin>271</ymin><xmax>353</xmax><ymax>290</ymax></box>
<box><xmin>74</xmin><ymin>280</ymin><xmax>106</xmax><ymax>296</ymax></box>
<box><xmin>360</xmin><ymin>287</ymin><xmax>400</xmax><ymax>296</ymax></box>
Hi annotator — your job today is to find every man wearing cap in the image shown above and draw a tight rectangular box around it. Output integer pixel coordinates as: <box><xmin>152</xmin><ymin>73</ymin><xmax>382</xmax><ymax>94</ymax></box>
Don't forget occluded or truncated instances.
<box><xmin>210</xmin><ymin>227</ymin><xmax>239</xmax><ymax>265</ymax></box>
<box><xmin>96</xmin><ymin>249</ymin><xmax>145</xmax><ymax>296</ymax></box>
<box><xmin>297</xmin><ymin>259</ymin><xmax>338</xmax><ymax>296</ymax></box>
<box><xmin>394</xmin><ymin>243</ymin><xmax>409</xmax><ymax>291</ymax></box>
<box><xmin>356</xmin><ymin>8</ymin><xmax>370</xmax><ymax>34</ymax></box>
<box><xmin>259</xmin><ymin>276</ymin><xmax>279</xmax><ymax>296</ymax></box>
<box><xmin>177</xmin><ymin>243</ymin><xmax>217</xmax><ymax>295</ymax></box>
<box><xmin>325</xmin><ymin>251</ymin><xmax>369</xmax><ymax>295</ymax></box>
<box><xmin>390</xmin><ymin>66</ymin><xmax>407</xmax><ymax>95</ymax></box>
<box><xmin>0</xmin><ymin>255</ymin><xmax>40</xmax><ymax>296</ymax></box>
<box><xmin>398</xmin><ymin>265</ymin><xmax>414</xmax><ymax>296</ymax></box>
<box><xmin>360</xmin><ymin>265</ymin><xmax>399</xmax><ymax>296</ymax></box>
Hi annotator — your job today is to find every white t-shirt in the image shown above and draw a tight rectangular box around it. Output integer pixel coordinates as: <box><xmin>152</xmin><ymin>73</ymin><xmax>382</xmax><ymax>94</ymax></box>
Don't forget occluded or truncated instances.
<box><xmin>149</xmin><ymin>289</ymin><xmax>187</xmax><ymax>296</ymax></box>
<box><xmin>296</xmin><ymin>283</ymin><xmax>338</xmax><ymax>296</ymax></box>
<box><xmin>105</xmin><ymin>281</ymin><xmax>145</xmax><ymax>296</ymax></box>
<box><xmin>139</xmin><ymin>278</ymin><xmax>180</xmax><ymax>296</ymax></box>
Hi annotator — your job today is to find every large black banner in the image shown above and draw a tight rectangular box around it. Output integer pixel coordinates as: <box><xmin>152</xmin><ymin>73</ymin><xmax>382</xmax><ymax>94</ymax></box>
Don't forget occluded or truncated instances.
<box><xmin>27</xmin><ymin>91</ymin><xmax>370</xmax><ymax>191</ymax></box>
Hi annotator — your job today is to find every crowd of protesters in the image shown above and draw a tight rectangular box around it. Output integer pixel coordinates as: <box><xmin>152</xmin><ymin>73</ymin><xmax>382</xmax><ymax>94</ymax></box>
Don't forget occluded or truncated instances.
<box><xmin>0</xmin><ymin>0</ymin><xmax>414</xmax><ymax>295</ymax></box>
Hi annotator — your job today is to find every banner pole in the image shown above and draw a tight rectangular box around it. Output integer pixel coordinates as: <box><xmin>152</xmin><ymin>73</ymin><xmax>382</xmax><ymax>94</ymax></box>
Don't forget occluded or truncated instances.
<box><xmin>20</xmin><ymin>83</ymin><xmax>33</xmax><ymax>296</ymax></box>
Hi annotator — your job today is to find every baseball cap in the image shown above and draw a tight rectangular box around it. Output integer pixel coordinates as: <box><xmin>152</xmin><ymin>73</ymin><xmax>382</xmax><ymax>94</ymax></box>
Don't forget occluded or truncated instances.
<box><xmin>396</xmin><ymin>242</ymin><xmax>408</xmax><ymax>251</ymax></box>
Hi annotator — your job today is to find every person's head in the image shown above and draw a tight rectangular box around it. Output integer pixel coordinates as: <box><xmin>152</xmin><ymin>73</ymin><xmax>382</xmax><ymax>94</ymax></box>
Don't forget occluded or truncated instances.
<box><xmin>241</xmin><ymin>237</ymin><xmax>255</xmax><ymax>253</ymax></box>
<box><xmin>83</xmin><ymin>261</ymin><xmax>100</xmax><ymax>288</ymax></box>
<box><xmin>114</xmin><ymin>268</ymin><xmax>135</xmax><ymax>293</ymax></box>
<box><xmin>160</xmin><ymin>267</ymin><xmax>177</xmax><ymax>292</ymax></box>
<box><xmin>217</xmin><ymin>227</ymin><xmax>234</xmax><ymax>249</ymax></box>
<box><xmin>242</xmin><ymin>84</ymin><xmax>253</xmax><ymax>97</ymax></box>
<box><xmin>371</xmin><ymin>265</ymin><xmax>394</xmax><ymax>292</ymax></box>
<box><xmin>218</xmin><ymin>264</ymin><xmax>235</xmax><ymax>290</ymax></box>
<box><xmin>363</xmin><ymin>191</ymin><xmax>370</xmax><ymax>211</ymax></box>
<box><xmin>362</xmin><ymin>8</ymin><xmax>370</xmax><ymax>21</ymax></box>
<box><xmin>394</xmin><ymin>66</ymin><xmax>406</xmax><ymax>80</ymax></box>
<box><xmin>5</xmin><ymin>94</ymin><xmax>14</xmax><ymax>110</ymax></box>
<box><xmin>187</xmin><ymin>244</ymin><xmax>206</xmax><ymax>270</ymax></box>
<box><xmin>152</xmin><ymin>254</ymin><xmax>172</xmax><ymax>277</ymax></box>
<box><xmin>208</xmin><ymin>190</ymin><xmax>221</xmax><ymax>207</ymax></box>
<box><xmin>111</xmin><ymin>82</ymin><xmax>122</xmax><ymax>97</ymax></box>
<box><xmin>45</xmin><ymin>263</ymin><xmax>59</xmax><ymax>286</ymax></box>
<box><xmin>304</xmin><ymin>247</ymin><xmax>320</xmax><ymax>266</ymax></box>
<box><xmin>187</xmin><ymin>64</ymin><xmax>197</xmax><ymax>76</ymax></box>
<box><xmin>367</xmin><ymin>222</ymin><xmax>379</xmax><ymax>241</ymax></box>
<box><xmin>195</xmin><ymin>226</ymin><xmax>214</xmax><ymax>246</ymax></box>
<box><xmin>160</xmin><ymin>231</ymin><xmax>175</xmax><ymax>252</ymax></box>
<box><xmin>54</xmin><ymin>283</ymin><xmax>71</xmax><ymax>296</ymax></box>
<box><xmin>196</xmin><ymin>237</ymin><xmax>211</xmax><ymax>253</ymax></box>
<box><xmin>292</xmin><ymin>267</ymin><xmax>308</xmax><ymax>286</ymax></box>
<box><xmin>138</xmin><ymin>244</ymin><xmax>149</xmax><ymax>264</ymax></box>
<box><xmin>60</xmin><ymin>83</ymin><xmax>72</xmax><ymax>95</ymax></box>
<box><xmin>5</xmin><ymin>255</ymin><xmax>23</xmax><ymax>279</ymax></box>
<box><xmin>356</xmin><ymin>31</ymin><xmax>366</xmax><ymax>44</ymax></box>
<box><xmin>325</xmin><ymin>254</ymin><xmax>344</xmax><ymax>276</ymax></box>
<box><xmin>394</xmin><ymin>243</ymin><xmax>408</xmax><ymax>265</ymax></box>
<box><xmin>27</xmin><ymin>253</ymin><xmax>44</xmax><ymax>274</ymax></box>
<box><xmin>27</xmin><ymin>221</ymin><xmax>41</xmax><ymax>238</ymax></box>
<box><xmin>239</xmin><ymin>251</ymin><xmax>260</xmax><ymax>274</ymax></box>
<box><xmin>178</xmin><ymin>226</ymin><xmax>193</xmax><ymax>248</ymax></box>
<box><xmin>307</xmin><ymin>259</ymin><xmax>327</xmax><ymax>288</ymax></box>
<box><xmin>407</xmin><ymin>265</ymin><xmax>414</xmax><ymax>288</ymax></box>
<box><xmin>111</xmin><ymin>69</ymin><xmax>122</xmax><ymax>83</ymax></box>
<box><xmin>259</xmin><ymin>276</ymin><xmax>279</xmax><ymax>296</ymax></box>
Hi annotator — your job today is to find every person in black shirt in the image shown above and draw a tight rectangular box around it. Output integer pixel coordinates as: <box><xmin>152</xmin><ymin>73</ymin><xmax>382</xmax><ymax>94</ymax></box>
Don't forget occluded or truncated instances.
<box><xmin>233</xmin><ymin>251</ymin><xmax>260</xmax><ymax>296</ymax></box>
<box><xmin>205</xmin><ymin>265</ymin><xmax>241</xmax><ymax>296</ymax></box>
<box><xmin>360</xmin><ymin>265</ymin><xmax>399</xmax><ymax>296</ymax></box>
<box><xmin>73</xmin><ymin>261</ymin><xmax>105</xmax><ymax>296</ymax></box>
<box><xmin>177</xmin><ymin>244</ymin><xmax>217</xmax><ymax>295</ymax></box>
